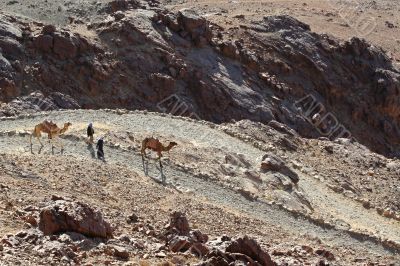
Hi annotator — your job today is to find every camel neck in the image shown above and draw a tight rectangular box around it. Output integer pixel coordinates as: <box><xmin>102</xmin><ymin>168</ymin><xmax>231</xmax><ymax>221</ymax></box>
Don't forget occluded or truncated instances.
<box><xmin>162</xmin><ymin>144</ymin><xmax>173</xmax><ymax>151</ymax></box>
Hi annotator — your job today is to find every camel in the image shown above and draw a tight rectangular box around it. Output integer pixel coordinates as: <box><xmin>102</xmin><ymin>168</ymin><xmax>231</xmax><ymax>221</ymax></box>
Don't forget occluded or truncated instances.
<box><xmin>30</xmin><ymin>121</ymin><xmax>72</xmax><ymax>152</ymax></box>
<box><xmin>141</xmin><ymin>137</ymin><xmax>177</xmax><ymax>180</ymax></box>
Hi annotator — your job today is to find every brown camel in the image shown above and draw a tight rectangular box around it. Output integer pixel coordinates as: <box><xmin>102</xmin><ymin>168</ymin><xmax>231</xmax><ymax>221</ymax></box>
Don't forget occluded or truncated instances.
<box><xmin>141</xmin><ymin>137</ymin><xmax>177</xmax><ymax>177</ymax></box>
<box><xmin>30</xmin><ymin>121</ymin><xmax>72</xmax><ymax>151</ymax></box>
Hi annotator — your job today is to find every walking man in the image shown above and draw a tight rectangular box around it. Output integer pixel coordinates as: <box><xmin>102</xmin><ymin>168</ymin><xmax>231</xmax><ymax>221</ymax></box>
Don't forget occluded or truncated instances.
<box><xmin>87</xmin><ymin>123</ymin><xmax>94</xmax><ymax>143</ymax></box>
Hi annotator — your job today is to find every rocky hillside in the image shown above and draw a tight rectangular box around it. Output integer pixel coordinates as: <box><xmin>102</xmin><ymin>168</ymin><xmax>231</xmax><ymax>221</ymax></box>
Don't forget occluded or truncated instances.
<box><xmin>0</xmin><ymin>1</ymin><xmax>400</xmax><ymax>265</ymax></box>
<box><xmin>0</xmin><ymin>0</ymin><xmax>399</xmax><ymax>157</ymax></box>
<box><xmin>0</xmin><ymin>110</ymin><xmax>399</xmax><ymax>265</ymax></box>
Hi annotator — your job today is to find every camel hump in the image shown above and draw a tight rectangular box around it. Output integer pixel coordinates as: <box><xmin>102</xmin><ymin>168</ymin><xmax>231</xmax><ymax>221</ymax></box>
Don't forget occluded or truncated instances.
<box><xmin>144</xmin><ymin>137</ymin><xmax>159</xmax><ymax>143</ymax></box>
<box><xmin>44</xmin><ymin>120</ymin><xmax>56</xmax><ymax>126</ymax></box>
<box><xmin>42</xmin><ymin>120</ymin><xmax>57</xmax><ymax>131</ymax></box>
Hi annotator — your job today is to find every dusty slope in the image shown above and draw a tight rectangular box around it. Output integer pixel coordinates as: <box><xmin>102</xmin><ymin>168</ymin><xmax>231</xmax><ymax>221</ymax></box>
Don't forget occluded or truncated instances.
<box><xmin>0</xmin><ymin>109</ymin><xmax>399</xmax><ymax>265</ymax></box>
<box><xmin>163</xmin><ymin>0</ymin><xmax>400</xmax><ymax>61</ymax></box>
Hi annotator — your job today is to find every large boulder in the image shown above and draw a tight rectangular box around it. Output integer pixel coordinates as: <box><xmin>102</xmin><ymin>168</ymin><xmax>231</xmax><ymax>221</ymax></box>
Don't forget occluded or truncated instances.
<box><xmin>199</xmin><ymin>236</ymin><xmax>275</xmax><ymax>266</ymax></box>
<box><xmin>226</xmin><ymin>236</ymin><xmax>275</xmax><ymax>266</ymax></box>
<box><xmin>38</xmin><ymin>196</ymin><xmax>113</xmax><ymax>238</ymax></box>
<box><xmin>177</xmin><ymin>9</ymin><xmax>207</xmax><ymax>32</ymax></box>
<box><xmin>260</xmin><ymin>154</ymin><xmax>285</xmax><ymax>172</ymax></box>
<box><xmin>261</xmin><ymin>153</ymin><xmax>299</xmax><ymax>183</ymax></box>
<box><xmin>164</xmin><ymin>212</ymin><xmax>209</xmax><ymax>256</ymax></box>
<box><xmin>177</xmin><ymin>9</ymin><xmax>212</xmax><ymax>44</ymax></box>
<box><xmin>166</xmin><ymin>211</ymin><xmax>190</xmax><ymax>236</ymax></box>
<box><xmin>0</xmin><ymin>37</ymin><xmax>22</xmax><ymax>59</ymax></box>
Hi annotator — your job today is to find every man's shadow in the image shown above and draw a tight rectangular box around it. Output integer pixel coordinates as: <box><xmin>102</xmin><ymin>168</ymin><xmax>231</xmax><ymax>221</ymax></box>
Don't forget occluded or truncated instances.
<box><xmin>87</xmin><ymin>143</ymin><xmax>96</xmax><ymax>159</ymax></box>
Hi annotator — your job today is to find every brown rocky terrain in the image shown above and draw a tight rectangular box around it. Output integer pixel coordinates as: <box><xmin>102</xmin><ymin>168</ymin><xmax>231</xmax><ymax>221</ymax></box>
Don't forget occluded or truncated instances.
<box><xmin>0</xmin><ymin>110</ymin><xmax>398</xmax><ymax>265</ymax></box>
<box><xmin>0</xmin><ymin>0</ymin><xmax>399</xmax><ymax>157</ymax></box>
<box><xmin>0</xmin><ymin>0</ymin><xmax>399</xmax><ymax>265</ymax></box>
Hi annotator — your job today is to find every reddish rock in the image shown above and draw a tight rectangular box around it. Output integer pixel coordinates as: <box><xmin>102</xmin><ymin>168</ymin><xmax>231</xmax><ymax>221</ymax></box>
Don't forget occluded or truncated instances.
<box><xmin>110</xmin><ymin>245</ymin><xmax>130</xmax><ymax>260</ymax></box>
<box><xmin>0</xmin><ymin>37</ymin><xmax>22</xmax><ymax>58</ymax></box>
<box><xmin>149</xmin><ymin>73</ymin><xmax>176</xmax><ymax>98</ymax></box>
<box><xmin>34</xmin><ymin>34</ymin><xmax>54</xmax><ymax>52</ymax></box>
<box><xmin>195</xmin><ymin>256</ymin><xmax>230</xmax><ymax>266</ymax></box>
<box><xmin>220</xmin><ymin>42</ymin><xmax>239</xmax><ymax>59</ymax></box>
<box><xmin>53</xmin><ymin>33</ymin><xmax>78</xmax><ymax>59</ymax></box>
<box><xmin>166</xmin><ymin>211</ymin><xmax>190</xmax><ymax>236</ymax></box>
<box><xmin>177</xmin><ymin>9</ymin><xmax>212</xmax><ymax>44</ymax></box>
<box><xmin>108</xmin><ymin>0</ymin><xmax>142</xmax><ymax>12</ymax></box>
<box><xmin>169</xmin><ymin>236</ymin><xmax>192</xmax><ymax>252</ymax></box>
<box><xmin>0</xmin><ymin>77</ymin><xmax>19</xmax><ymax>99</ymax></box>
<box><xmin>42</xmin><ymin>25</ymin><xmax>56</xmax><ymax>35</ymax></box>
<box><xmin>177</xmin><ymin>9</ymin><xmax>206</xmax><ymax>33</ymax></box>
<box><xmin>38</xmin><ymin>196</ymin><xmax>113</xmax><ymax>238</ymax></box>
<box><xmin>190</xmin><ymin>242</ymin><xmax>210</xmax><ymax>257</ymax></box>
<box><xmin>260</xmin><ymin>154</ymin><xmax>285</xmax><ymax>172</ymax></box>
<box><xmin>315</xmin><ymin>248</ymin><xmax>335</xmax><ymax>261</ymax></box>
<box><xmin>225</xmin><ymin>236</ymin><xmax>274</xmax><ymax>266</ymax></box>
<box><xmin>191</xmin><ymin>230</ymin><xmax>209</xmax><ymax>243</ymax></box>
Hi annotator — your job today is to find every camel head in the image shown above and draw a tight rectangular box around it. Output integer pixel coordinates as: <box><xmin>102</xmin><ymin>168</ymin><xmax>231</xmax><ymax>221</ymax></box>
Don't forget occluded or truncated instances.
<box><xmin>64</xmin><ymin>122</ymin><xmax>72</xmax><ymax>129</ymax></box>
<box><xmin>59</xmin><ymin>122</ymin><xmax>72</xmax><ymax>134</ymax></box>
<box><xmin>168</xmin><ymin>141</ymin><xmax>178</xmax><ymax>150</ymax></box>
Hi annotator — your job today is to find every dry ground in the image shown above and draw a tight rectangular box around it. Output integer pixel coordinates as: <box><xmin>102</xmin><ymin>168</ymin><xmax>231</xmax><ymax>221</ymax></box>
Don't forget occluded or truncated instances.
<box><xmin>163</xmin><ymin>0</ymin><xmax>400</xmax><ymax>62</ymax></box>
<box><xmin>0</xmin><ymin>110</ymin><xmax>399</xmax><ymax>265</ymax></box>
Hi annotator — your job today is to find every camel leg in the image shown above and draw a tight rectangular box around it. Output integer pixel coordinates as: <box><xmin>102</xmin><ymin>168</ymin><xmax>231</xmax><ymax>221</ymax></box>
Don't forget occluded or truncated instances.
<box><xmin>51</xmin><ymin>141</ymin><xmax>55</xmax><ymax>155</ymax></box>
<box><xmin>32</xmin><ymin>135</ymin><xmax>44</xmax><ymax>154</ymax></box>
<box><xmin>37</xmin><ymin>137</ymin><xmax>43</xmax><ymax>147</ymax></box>
<box><xmin>49</xmin><ymin>137</ymin><xmax>57</xmax><ymax>154</ymax></box>
<box><xmin>30</xmin><ymin>135</ymin><xmax>34</xmax><ymax>154</ymax></box>
<box><xmin>31</xmin><ymin>131</ymin><xmax>43</xmax><ymax>147</ymax></box>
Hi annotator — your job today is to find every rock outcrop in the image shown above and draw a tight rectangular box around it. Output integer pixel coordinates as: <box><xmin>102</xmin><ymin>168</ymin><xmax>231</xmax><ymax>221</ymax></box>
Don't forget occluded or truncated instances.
<box><xmin>164</xmin><ymin>211</ymin><xmax>209</xmax><ymax>256</ymax></box>
<box><xmin>38</xmin><ymin>196</ymin><xmax>113</xmax><ymax>238</ymax></box>
<box><xmin>261</xmin><ymin>153</ymin><xmax>299</xmax><ymax>183</ymax></box>
<box><xmin>197</xmin><ymin>235</ymin><xmax>275</xmax><ymax>266</ymax></box>
<box><xmin>0</xmin><ymin>2</ymin><xmax>398</xmax><ymax>157</ymax></box>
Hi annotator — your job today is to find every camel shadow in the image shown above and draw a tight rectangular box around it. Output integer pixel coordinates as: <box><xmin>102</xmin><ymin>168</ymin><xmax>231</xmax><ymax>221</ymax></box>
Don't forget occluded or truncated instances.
<box><xmin>142</xmin><ymin>156</ymin><xmax>149</xmax><ymax>176</ymax></box>
<box><xmin>142</xmin><ymin>156</ymin><xmax>167</xmax><ymax>185</ymax></box>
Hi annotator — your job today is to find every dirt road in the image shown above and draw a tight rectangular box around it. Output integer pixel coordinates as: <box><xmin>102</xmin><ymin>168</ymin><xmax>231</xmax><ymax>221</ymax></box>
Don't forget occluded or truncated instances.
<box><xmin>0</xmin><ymin>110</ymin><xmax>399</xmax><ymax>263</ymax></box>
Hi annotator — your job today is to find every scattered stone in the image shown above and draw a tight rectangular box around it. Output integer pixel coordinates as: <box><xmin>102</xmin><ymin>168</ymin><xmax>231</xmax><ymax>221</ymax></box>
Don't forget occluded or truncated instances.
<box><xmin>225</xmin><ymin>236</ymin><xmax>275</xmax><ymax>266</ymax></box>
<box><xmin>261</xmin><ymin>153</ymin><xmax>285</xmax><ymax>171</ymax></box>
<box><xmin>315</xmin><ymin>248</ymin><xmax>335</xmax><ymax>261</ymax></box>
<box><xmin>127</xmin><ymin>213</ymin><xmax>139</xmax><ymax>224</ymax></box>
<box><xmin>112</xmin><ymin>246</ymin><xmax>130</xmax><ymax>260</ymax></box>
